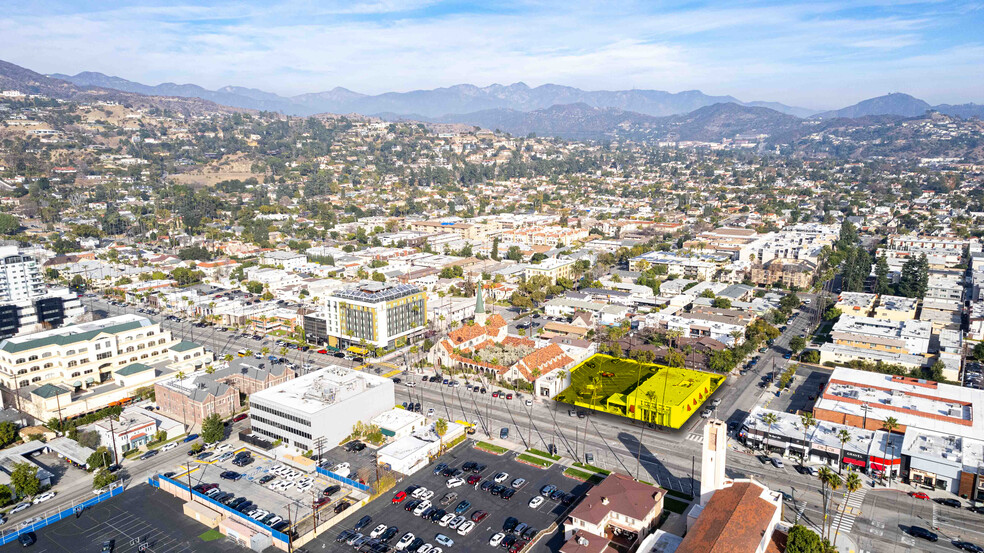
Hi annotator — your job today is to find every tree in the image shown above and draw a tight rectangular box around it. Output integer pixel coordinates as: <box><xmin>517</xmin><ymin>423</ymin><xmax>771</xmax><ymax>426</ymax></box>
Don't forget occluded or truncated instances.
<box><xmin>93</xmin><ymin>468</ymin><xmax>117</xmax><ymax>490</ymax></box>
<box><xmin>435</xmin><ymin>418</ymin><xmax>448</xmax><ymax>451</ymax></box>
<box><xmin>0</xmin><ymin>213</ymin><xmax>21</xmax><ymax>235</ymax></box>
<box><xmin>87</xmin><ymin>446</ymin><xmax>112</xmax><ymax>470</ymax></box>
<box><xmin>491</xmin><ymin>237</ymin><xmax>500</xmax><ymax>260</ymax></box>
<box><xmin>371</xmin><ymin>271</ymin><xmax>386</xmax><ymax>282</ymax></box>
<box><xmin>762</xmin><ymin>412</ymin><xmax>779</xmax><ymax>445</ymax></box>
<box><xmin>822</xmin><ymin>307</ymin><xmax>842</xmax><ymax>321</ymax></box>
<box><xmin>711</xmin><ymin>297</ymin><xmax>732</xmax><ymax>309</ymax></box>
<box><xmin>800</xmin><ymin>412</ymin><xmax>816</xmax><ymax>463</ymax></box>
<box><xmin>973</xmin><ymin>341</ymin><xmax>984</xmax><ymax>361</ymax></box>
<box><xmin>817</xmin><ymin>467</ymin><xmax>841</xmax><ymax>541</ymax></box>
<box><xmin>201</xmin><ymin>413</ymin><xmax>225</xmax><ymax>443</ymax></box>
<box><xmin>834</xmin><ymin>471</ymin><xmax>862</xmax><ymax>542</ymax></box>
<box><xmin>779</xmin><ymin>292</ymin><xmax>800</xmax><ymax>314</ymax></box>
<box><xmin>786</xmin><ymin>525</ymin><xmax>830</xmax><ymax>553</ymax></box>
<box><xmin>506</xmin><ymin>246</ymin><xmax>523</xmax><ymax>261</ymax></box>
<box><xmin>874</xmin><ymin>254</ymin><xmax>891</xmax><ymax>295</ymax></box>
<box><xmin>801</xmin><ymin>350</ymin><xmax>820</xmax><ymax>364</ymax></box>
<box><xmin>245</xmin><ymin>281</ymin><xmax>264</xmax><ymax>294</ymax></box>
<box><xmin>0</xmin><ymin>421</ymin><xmax>19</xmax><ymax>448</ymax></box>
<box><xmin>789</xmin><ymin>336</ymin><xmax>806</xmax><ymax>356</ymax></box>
<box><xmin>76</xmin><ymin>430</ymin><xmax>100</xmax><ymax>449</ymax></box>
<box><xmin>836</xmin><ymin>428</ymin><xmax>852</xmax><ymax>474</ymax></box>
<box><xmin>10</xmin><ymin>462</ymin><xmax>40</xmax><ymax>497</ymax></box>
<box><xmin>0</xmin><ymin>484</ymin><xmax>11</xmax><ymax>507</ymax></box>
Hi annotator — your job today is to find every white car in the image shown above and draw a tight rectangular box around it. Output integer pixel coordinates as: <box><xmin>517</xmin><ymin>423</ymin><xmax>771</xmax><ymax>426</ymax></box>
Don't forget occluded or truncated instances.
<box><xmin>406</xmin><ymin>381</ymin><xmax>416</xmax><ymax>388</ymax></box>
<box><xmin>92</xmin><ymin>488</ymin><xmax>108</xmax><ymax>496</ymax></box>
<box><xmin>447</xmin><ymin>516</ymin><xmax>465</xmax><ymax>530</ymax></box>
<box><xmin>525</xmin><ymin>399</ymin><xmax>533</xmax><ymax>407</ymax></box>
<box><xmin>413</xmin><ymin>500</ymin><xmax>432</xmax><ymax>516</ymax></box>
<box><xmin>529</xmin><ymin>496</ymin><xmax>544</xmax><ymax>509</ymax></box>
<box><xmin>446</xmin><ymin>477</ymin><xmax>465</xmax><ymax>488</ymax></box>
<box><xmin>370</xmin><ymin>524</ymin><xmax>388</xmax><ymax>538</ymax></box>
<box><xmin>419</xmin><ymin>489</ymin><xmax>435</xmax><ymax>500</ymax></box>
<box><xmin>32</xmin><ymin>491</ymin><xmax>56</xmax><ymax>504</ymax></box>
<box><xmin>489</xmin><ymin>533</ymin><xmax>505</xmax><ymax>547</ymax></box>
<box><xmin>511</xmin><ymin>478</ymin><xmax>526</xmax><ymax>489</ymax></box>
<box><xmin>439</xmin><ymin>513</ymin><xmax>455</xmax><ymax>526</ymax></box>
<box><xmin>160</xmin><ymin>442</ymin><xmax>177</xmax><ymax>452</ymax></box>
<box><xmin>214</xmin><ymin>444</ymin><xmax>232</xmax><ymax>453</ymax></box>
<box><xmin>417</xmin><ymin>546</ymin><xmax>433</xmax><ymax>553</ymax></box>
<box><xmin>493</xmin><ymin>472</ymin><xmax>509</xmax><ymax>483</ymax></box>
<box><xmin>396</xmin><ymin>532</ymin><xmax>415</xmax><ymax>551</ymax></box>
<box><xmin>10</xmin><ymin>503</ymin><xmax>31</xmax><ymax>514</ymax></box>
<box><xmin>456</xmin><ymin>520</ymin><xmax>475</xmax><ymax>536</ymax></box>
<box><xmin>20</xmin><ymin>517</ymin><xmax>43</xmax><ymax>528</ymax></box>
<box><xmin>434</xmin><ymin>534</ymin><xmax>454</xmax><ymax>548</ymax></box>
<box><xmin>412</xmin><ymin>487</ymin><xmax>428</xmax><ymax>499</ymax></box>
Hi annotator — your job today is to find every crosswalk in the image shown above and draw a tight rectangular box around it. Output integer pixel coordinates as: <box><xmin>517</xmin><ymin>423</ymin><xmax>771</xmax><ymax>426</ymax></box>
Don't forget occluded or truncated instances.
<box><xmin>829</xmin><ymin>488</ymin><xmax>867</xmax><ymax>536</ymax></box>
<box><xmin>686</xmin><ymin>432</ymin><xmax>704</xmax><ymax>443</ymax></box>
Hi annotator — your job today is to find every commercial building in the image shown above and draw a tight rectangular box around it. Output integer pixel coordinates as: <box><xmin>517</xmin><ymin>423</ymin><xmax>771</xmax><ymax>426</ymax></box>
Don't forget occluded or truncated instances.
<box><xmin>261</xmin><ymin>250</ymin><xmax>308</xmax><ymax>271</ymax></box>
<box><xmin>0</xmin><ymin>315</ymin><xmax>211</xmax><ymax>421</ymax></box>
<box><xmin>749</xmin><ymin>258</ymin><xmax>816</xmax><ymax>289</ymax></box>
<box><xmin>154</xmin><ymin>371</ymin><xmax>240</xmax><ymax>427</ymax></box>
<box><xmin>834</xmin><ymin>292</ymin><xmax>877</xmax><ymax>316</ymax></box>
<box><xmin>249</xmin><ymin>365</ymin><xmax>394</xmax><ymax>452</ymax></box>
<box><xmin>306</xmin><ymin>283</ymin><xmax>427</xmax><ymax>349</ymax></box>
<box><xmin>376</xmin><ymin>420</ymin><xmax>465</xmax><ymax>475</ymax></box>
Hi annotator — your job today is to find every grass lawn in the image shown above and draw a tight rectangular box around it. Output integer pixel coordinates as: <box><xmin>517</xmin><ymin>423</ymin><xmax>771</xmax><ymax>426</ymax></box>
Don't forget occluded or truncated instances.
<box><xmin>475</xmin><ymin>441</ymin><xmax>508</xmax><ymax>454</ymax></box>
<box><xmin>572</xmin><ymin>462</ymin><xmax>611</xmax><ymax>475</ymax></box>
<box><xmin>564</xmin><ymin>467</ymin><xmax>606</xmax><ymax>484</ymax></box>
<box><xmin>516</xmin><ymin>454</ymin><xmax>554</xmax><ymax>468</ymax></box>
<box><xmin>199</xmin><ymin>529</ymin><xmax>224</xmax><ymax>542</ymax></box>
<box><xmin>526</xmin><ymin>448</ymin><xmax>561</xmax><ymax>460</ymax></box>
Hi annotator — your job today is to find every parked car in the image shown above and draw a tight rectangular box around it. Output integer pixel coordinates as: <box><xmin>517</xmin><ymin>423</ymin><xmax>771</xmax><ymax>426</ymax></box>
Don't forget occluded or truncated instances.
<box><xmin>935</xmin><ymin>497</ymin><xmax>962</xmax><ymax>508</ymax></box>
<box><xmin>909</xmin><ymin>491</ymin><xmax>931</xmax><ymax>500</ymax></box>
<box><xmin>908</xmin><ymin>526</ymin><xmax>938</xmax><ymax>542</ymax></box>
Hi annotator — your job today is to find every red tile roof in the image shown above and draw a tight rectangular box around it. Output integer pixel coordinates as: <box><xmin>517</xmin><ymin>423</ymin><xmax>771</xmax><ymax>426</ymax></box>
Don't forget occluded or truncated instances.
<box><xmin>569</xmin><ymin>473</ymin><xmax>664</xmax><ymax>526</ymax></box>
<box><xmin>675</xmin><ymin>481</ymin><xmax>779</xmax><ymax>553</ymax></box>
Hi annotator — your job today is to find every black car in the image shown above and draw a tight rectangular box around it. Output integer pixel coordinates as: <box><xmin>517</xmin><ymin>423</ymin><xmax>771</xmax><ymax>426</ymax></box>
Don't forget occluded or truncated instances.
<box><xmin>935</xmin><ymin>497</ymin><xmax>961</xmax><ymax>508</ymax></box>
<box><xmin>442</xmin><ymin>466</ymin><xmax>455</xmax><ymax>477</ymax></box>
<box><xmin>430</xmin><ymin>508</ymin><xmax>447</xmax><ymax>522</ymax></box>
<box><xmin>501</xmin><ymin>534</ymin><xmax>517</xmax><ymax>548</ymax></box>
<box><xmin>380</xmin><ymin>527</ymin><xmax>398</xmax><ymax>542</ymax></box>
<box><xmin>18</xmin><ymin>533</ymin><xmax>36</xmax><ymax>547</ymax></box>
<box><xmin>139</xmin><ymin>450</ymin><xmax>159</xmax><ymax>460</ymax></box>
<box><xmin>908</xmin><ymin>526</ymin><xmax>939</xmax><ymax>541</ymax></box>
<box><xmin>490</xmin><ymin>484</ymin><xmax>505</xmax><ymax>496</ymax></box>
<box><xmin>421</xmin><ymin>507</ymin><xmax>436</xmax><ymax>520</ymax></box>
<box><xmin>101</xmin><ymin>539</ymin><xmax>115</xmax><ymax>552</ymax></box>
<box><xmin>323</xmin><ymin>484</ymin><xmax>341</xmax><ymax>496</ymax></box>
<box><xmin>953</xmin><ymin>542</ymin><xmax>984</xmax><ymax>553</ymax></box>
<box><xmin>462</xmin><ymin>461</ymin><xmax>476</xmax><ymax>471</ymax></box>
<box><xmin>480</xmin><ymin>481</ymin><xmax>494</xmax><ymax>492</ymax></box>
<box><xmin>228</xmin><ymin>497</ymin><xmax>247</xmax><ymax>508</ymax></box>
<box><xmin>503</xmin><ymin>517</ymin><xmax>519</xmax><ymax>532</ymax></box>
<box><xmin>404</xmin><ymin>499</ymin><xmax>422</xmax><ymax>512</ymax></box>
<box><xmin>272</xmin><ymin>521</ymin><xmax>290</xmax><ymax>532</ymax></box>
<box><xmin>336</xmin><ymin>530</ymin><xmax>355</xmax><ymax>543</ymax></box>
<box><xmin>522</xmin><ymin>527</ymin><xmax>538</xmax><ymax>540</ymax></box>
<box><xmin>354</xmin><ymin>515</ymin><xmax>372</xmax><ymax>531</ymax></box>
<box><xmin>259</xmin><ymin>475</ymin><xmax>276</xmax><ymax>484</ymax></box>
<box><xmin>969</xmin><ymin>506</ymin><xmax>984</xmax><ymax>514</ymax></box>
<box><xmin>333</xmin><ymin>501</ymin><xmax>351</xmax><ymax>514</ymax></box>
<box><xmin>473</xmin><ymin>463</ymin><xmax>487</xmax><ymax>473</ymax></box>
<box><xmin>407</xmin><ymin>537</ymin><xmax>424</xmax><ymax>552</ymax></box>
<box><xmin>433</xmin><ymin>463</ymin><xmax>448</xmax><ymax>475</ymax></box>
<box><xmin>501</xmin><ymin>488</ymin><xmax>516</xmax><ymax>500</ymax></box>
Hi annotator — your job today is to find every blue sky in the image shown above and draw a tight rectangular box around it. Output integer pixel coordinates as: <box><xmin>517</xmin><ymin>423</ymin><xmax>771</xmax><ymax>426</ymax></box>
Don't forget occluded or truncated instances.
<box><xmin>3</xmin><ymin>0</ymin><xmax>983</xmax><ymax>108</ymax></box>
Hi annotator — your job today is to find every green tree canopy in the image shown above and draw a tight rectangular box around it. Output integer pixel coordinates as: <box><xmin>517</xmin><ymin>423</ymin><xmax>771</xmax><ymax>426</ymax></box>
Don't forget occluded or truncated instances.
<box><xmin>10</xmin><ymin>462</ymin><xmax>40</xmax><ymax>497</ymax></box>
<box><xmin>201</xmin><ymin>413</ymin><xmax>225</xmax><ymax>443</ymax></box>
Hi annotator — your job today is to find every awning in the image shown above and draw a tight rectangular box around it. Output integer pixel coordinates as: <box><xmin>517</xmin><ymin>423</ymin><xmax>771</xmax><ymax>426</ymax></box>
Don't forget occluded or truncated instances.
<box><xmin>73</xmin><ymin>381</ymin><xmax>82</xmax><ymax>388</ymax></box>
<box><xmin>871</xmin><ymin>463</ymin><xmax>885</xmax><ymax>472</ymax></box>
<box><xmin>842</xmin><ymin>457</ymin><xmax>866</xmax><ymax>468</ymax></box>
<box><xmin>85</xmin><ymin>377</ymin><xmax>95</xmax><ymax>384</ymax></box>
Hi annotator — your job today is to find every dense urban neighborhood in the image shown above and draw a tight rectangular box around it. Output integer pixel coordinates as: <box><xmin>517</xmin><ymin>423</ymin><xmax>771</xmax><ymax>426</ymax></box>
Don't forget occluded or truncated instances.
<box><xmin>0</xmin><ymin>73</ymin><xmax>983</xmax><ymax>553</ymax></box>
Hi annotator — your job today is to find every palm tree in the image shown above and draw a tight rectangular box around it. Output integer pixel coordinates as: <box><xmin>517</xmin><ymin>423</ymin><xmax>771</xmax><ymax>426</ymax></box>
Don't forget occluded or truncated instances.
<box><xmin>636</xmin><ymin>390</ymin><xmax>657</xmax><ymax>479</ymax></box>
<box><xmin>882</xmin><ymin>416</ymin><xmax>899</xmax><ymax>482</ymax></box>
<box><xmin>818</xmin><ymin>467</ymin><xmax>842</xmax><ymax>541</ymax></box>
<box><xmin>761</xmin><ymin>412</ymin><xmax>779</xmax><ymax>452</ymax></box>
<box><xmin>223</xmin><ymin>354</ymin><xmax>233</xmax><ymax>363</ymax></box>
<box><xmin>175</xmin><ymin>371</ymin><xmax>186</xmax><ymax>381</ymax></box>
<box><xmin>435</xmin><ymin>418</ymin><xmax>448</xmax><ymax>453</ymax></box>
<box><xmin>834</xmin><ymin>471</ymin><xmax>862</xmax><ymax>543</ymax></box>
<box><xmin>261</xmin><ymin>346</ymin><xmax>270</xmax><ymax>357</ymax></box>
<box><xmin>836</xmin><ymin>429</ymin><xmax>852</xmax><ymax>474</ymax></box>
<box><xmin>204</xmin><ymin>366</ymin><xmax>215</xmax><ymax>375</ymax></box>
<box><xmin>799</xmin><ymin>412</ymin><xmax>816</xmax><ymax>464</ymax></box>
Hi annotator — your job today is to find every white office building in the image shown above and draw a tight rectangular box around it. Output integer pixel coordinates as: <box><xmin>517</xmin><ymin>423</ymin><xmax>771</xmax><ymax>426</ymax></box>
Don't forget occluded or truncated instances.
<box><xmin>249</xmin><ymin>365</ymin><xmax>394</xmax><ymax>452</ymax></box>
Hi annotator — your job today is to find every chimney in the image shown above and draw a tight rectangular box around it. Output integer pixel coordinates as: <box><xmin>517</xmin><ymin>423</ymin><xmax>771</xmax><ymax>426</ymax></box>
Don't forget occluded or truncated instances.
<box><xmin>601</xmin><ymin>497</ymin><xmax>609</xmax><ymax>505</ymax></box>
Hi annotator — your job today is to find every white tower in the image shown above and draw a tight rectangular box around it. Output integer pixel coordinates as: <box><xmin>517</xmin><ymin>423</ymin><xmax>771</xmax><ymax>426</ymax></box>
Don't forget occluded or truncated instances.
<box><xmin>700</xmin><ymin>418</ymin><xmax>728</xmax><ymax>506</ymax></box>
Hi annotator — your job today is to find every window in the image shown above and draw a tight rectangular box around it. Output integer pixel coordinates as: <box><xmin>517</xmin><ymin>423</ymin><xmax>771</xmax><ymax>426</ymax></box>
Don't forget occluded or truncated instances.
<box><xmin>43</xmin><ymin>363</ymin><xmax>53</xmax><ymax>369</ymax></box>
<box><xmin>16</xmin><ymin>369</ymin><xmax>26</xmax><ymax>375</ymax></box>
<box><xmin>41</xmin><ymin>352</ymin><xmax>51</xmax><ymax>358</ymax></box>
<box><xmin>28</xmin><ymin>355</ymin><xmax>37</xmax><ymax>361</ymax></box>
<box><xmin>31</xmin><ymin>376</ymin><xmax>40</xmax><ymax>383</ymax></box>
<box><xmin>15</xmin><ymin>358</ymin><xmax>24</xmax><ymax>364</ymax></box>
<box><xmin>30</xmin><ymin>366</ymin><xmax>39</xmax><ymax>372</ymax></box>
<box><xmin>71</xmin><ymin>372</ymin><xmax>81</xmax><ymax>378</ymax></box>
<box><xmin>67</xmin><ymin>361</ymin><xmax>78</xmax><ymax>367</ymax></box>
<box><xmin>97</xmin><ymin>352</ymin><xmax>111</xmax><ymax>360</ymax></box>
<box><xmin>126</xmin><ymin>346</ymin><xmax>134</xmax><ymax>353</ymax></box>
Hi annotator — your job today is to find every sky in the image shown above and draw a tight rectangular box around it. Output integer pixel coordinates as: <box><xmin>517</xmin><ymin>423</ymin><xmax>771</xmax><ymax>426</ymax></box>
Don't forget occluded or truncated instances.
<box><xmin>2</xmin><ymin>0</ymin><xmax>983</xmax><ymax>109</ymax></box>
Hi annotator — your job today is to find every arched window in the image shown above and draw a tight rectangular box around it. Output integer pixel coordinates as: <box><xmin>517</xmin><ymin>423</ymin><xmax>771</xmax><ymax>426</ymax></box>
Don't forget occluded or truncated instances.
<box><xmin>16</xmin><ymin>369</ymin><xmax>26</xmax><ymax>375</ymax></box>
<box><xmin>67</xmin><ymin>361</ymin><xmax>78</xmax><ymax>367</ymax></box>
<box><xmin>30</xmin><ymin>366</ymin><xmax>39</xmax><ymax>372</ymax></box>
<box><xmin>19</xmin><ymin>380</ymin><xmax>28</xmax><ymax>387</ymax></box>
<box><xmin>43</xmin><ymin>363</ymin><xmax>53</xmax><ymax>369</ymax></box>
<box><xmin>30</xmin><ymin>376</ymin><xmax>41</xmax><ymax>383</ymax></box>
<box><xmin>137</xmin><ymin>344</ymin><xmax>145</xmax><ymax>350</ymax></box>
<box><xmin>158</xmin><ymin>338</ymin><xmax>166</xmax><ymax>345</ymax></box>
<box><xmin>15</xmin><ymin>358</ymin><xmax>24</xmax><ymax>364</ymax></box>
<box><xmin>27</xmin><ymin>355</ymin><xmax>38</xmax><ymax>362</ymax></box>
<box><xmin>126</xmin><ymin>346</ymin><xmax>134</xmax><ymax>353</ymax></box>
<box><xmin>147</xmin><ymin>331</ymin><xmax>154</xmax><ymax>336</ymax></box>
<box><xmin>140</xmin><ymin>354</ymin><xmax>149</xmax><ymax>359</ymax></box>
<box><xmin>84</xmin><ymin>369</ymin><xmax>93</xmax><ymax>374</ymax></box>
<box><xmin>71</xmin><ymin>372</ymin><xmax>81</xmax><ymax>378</ymax></box>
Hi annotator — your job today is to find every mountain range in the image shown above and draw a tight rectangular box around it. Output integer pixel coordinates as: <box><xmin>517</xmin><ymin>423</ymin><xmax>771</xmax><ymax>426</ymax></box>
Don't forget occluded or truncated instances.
<box><xmin>0</xmin><ymin>58</ymin><xmax>982</xmax><ymax>148</ymax></box>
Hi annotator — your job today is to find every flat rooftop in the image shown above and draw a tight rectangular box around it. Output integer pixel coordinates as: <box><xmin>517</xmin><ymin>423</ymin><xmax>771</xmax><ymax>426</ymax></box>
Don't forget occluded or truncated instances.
<box><xmin>816</xmin><ymin>367</ymin><xmax>984</xmax><ymax>437</ymax></box>
<box><xmin>875</xmin><ymin>295</ymin><xmax>918</xmax><ymax>313</ymax></box>
<box><xmin>250</xmin><ymin>365</ymin><xmax>390</xmax><ymax>415</ymax></box>
<box><xmin>0</xmin><ymin>313</ymin><xmax>151</xmax><ymax>353</ymax></box>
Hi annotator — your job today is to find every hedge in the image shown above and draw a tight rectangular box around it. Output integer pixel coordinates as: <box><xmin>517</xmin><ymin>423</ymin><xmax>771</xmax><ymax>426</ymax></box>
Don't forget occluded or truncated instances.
<box><xmin>516</xmin><ymin>454</ymin><xmax>553</xmax><ymax>468</ymax></box>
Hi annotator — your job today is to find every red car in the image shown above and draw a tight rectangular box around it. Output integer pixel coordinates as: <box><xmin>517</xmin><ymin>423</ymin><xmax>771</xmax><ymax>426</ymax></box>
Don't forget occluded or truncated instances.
<box><xmin>467</xmin><ymin>474</ymin><xmax>481</xmax><ymax>485</ymax></box>
<box><xmin>317</xmin><ymin>349</ymin><xmax>328</xmax><ymax>354</ymax></box>
<box><xmin>471</xmin><ymin>510</ymin><xmax>488</xmax><ymax>522</ymax></box>
<box><xmin>509</xmin><ymin>540</ymin><xmax>527</xmax><ymax>553</ymax></box>
<box><xmin>910</xmin><ymin>492</ymin><xmax>930</xmax><ymax>500</ymax></box>
<box><xmin>506</xmin><ymin>393</ymin><xmax>513</xmax><ymax>400</ymax></box>
<box><xmin>492</xmin><ymin>391</ymin><xmax>499</xmax><ymax>398</ymax></box>
<box><xmin>392</xmin><ymin>491</ymin><xmax>407</xmax><ymax>504</ymax></box>
<box><xmin>232</xmin><ymin>414</ymin><xmax>248</xmax><ymax>422</ymax></box>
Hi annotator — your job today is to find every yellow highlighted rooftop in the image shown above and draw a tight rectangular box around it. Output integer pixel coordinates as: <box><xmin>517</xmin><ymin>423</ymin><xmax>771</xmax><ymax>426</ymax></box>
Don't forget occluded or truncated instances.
<box><xmin>555</xmin><ymin>354</ymin><xmax>726</xmax><ymax>428</ymax></box>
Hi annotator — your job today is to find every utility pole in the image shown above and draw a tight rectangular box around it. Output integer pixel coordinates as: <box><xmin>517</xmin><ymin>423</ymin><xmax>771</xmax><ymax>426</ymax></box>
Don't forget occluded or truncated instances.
<box><xmin>108</xmin><ymin>416</ymin><xmax>119</xmax><ymax>466</ymax></box>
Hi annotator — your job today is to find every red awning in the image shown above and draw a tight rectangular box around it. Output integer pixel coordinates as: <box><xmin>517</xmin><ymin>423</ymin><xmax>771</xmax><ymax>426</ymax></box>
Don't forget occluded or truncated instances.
<box><xmin>870</xmin><ymin>463</ymin><xmax>885</xmax><ymax>471</ymax></box>
<box><xmin>842</xmin><ymin>457</ymin><xmax>865</xmax><ymax>468</ymax></box>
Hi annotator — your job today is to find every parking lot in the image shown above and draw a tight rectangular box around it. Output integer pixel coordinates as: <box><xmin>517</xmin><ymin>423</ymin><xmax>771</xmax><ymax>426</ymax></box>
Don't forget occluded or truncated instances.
<box><xmin>312</xmin><ymin>446</ymin><xmax>591</xmax><ymax>552</ymax></box>
<box><xmin>0</xmin><ymin>484</ymin><xmax>248</xmax><ymax>553</ymax></box>
<box><xmin>170</xmin><ymin>447</ymin><xmax>365</xmax><ymax>535</ymax></box>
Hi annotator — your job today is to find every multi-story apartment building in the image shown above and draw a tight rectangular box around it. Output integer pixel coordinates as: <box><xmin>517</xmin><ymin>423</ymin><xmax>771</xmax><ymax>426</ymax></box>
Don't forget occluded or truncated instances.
<box><xmin>0</xmin><ymin>314</ymin><xmax>211</xmax><ymax>420</ymax></box>
<box><xmin>828</xmin><ymin>315</ymin><xmax>931</xmax><ymax>355</ymax></box>
<box><xmin>872</xmin><ymin>295</ymin><xmax>918</xmax><ymax>321</ymax></box>
<box><xmin>524</xmin><ymin>258</ymin><xmax>575</xmax><ymax>284</ymax></box>
<box><xmin>307</xmin><ymin>283</ymin><xmax>427</xmax><ymax>349</ymax></box>
<box><xmin>0</xmin><ymin>246</ymin><xmax>83</xmax><ymax>339</ymax></box>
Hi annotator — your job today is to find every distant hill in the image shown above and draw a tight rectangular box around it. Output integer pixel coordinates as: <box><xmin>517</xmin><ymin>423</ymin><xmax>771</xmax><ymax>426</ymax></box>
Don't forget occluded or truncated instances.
<box><xmin>818</xmin><ymin>93</ymin><xmax>932</xmax><ymax>119</ymax></box>
<box><xmin>0</xmin><ymin>60</ymin><xmax>241</xmax><ymax>115</ymax></box>
<box><xmin>46</xmin><ymin>68</ymin><xmax>815</xmax><ymax>118</ymax></box>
